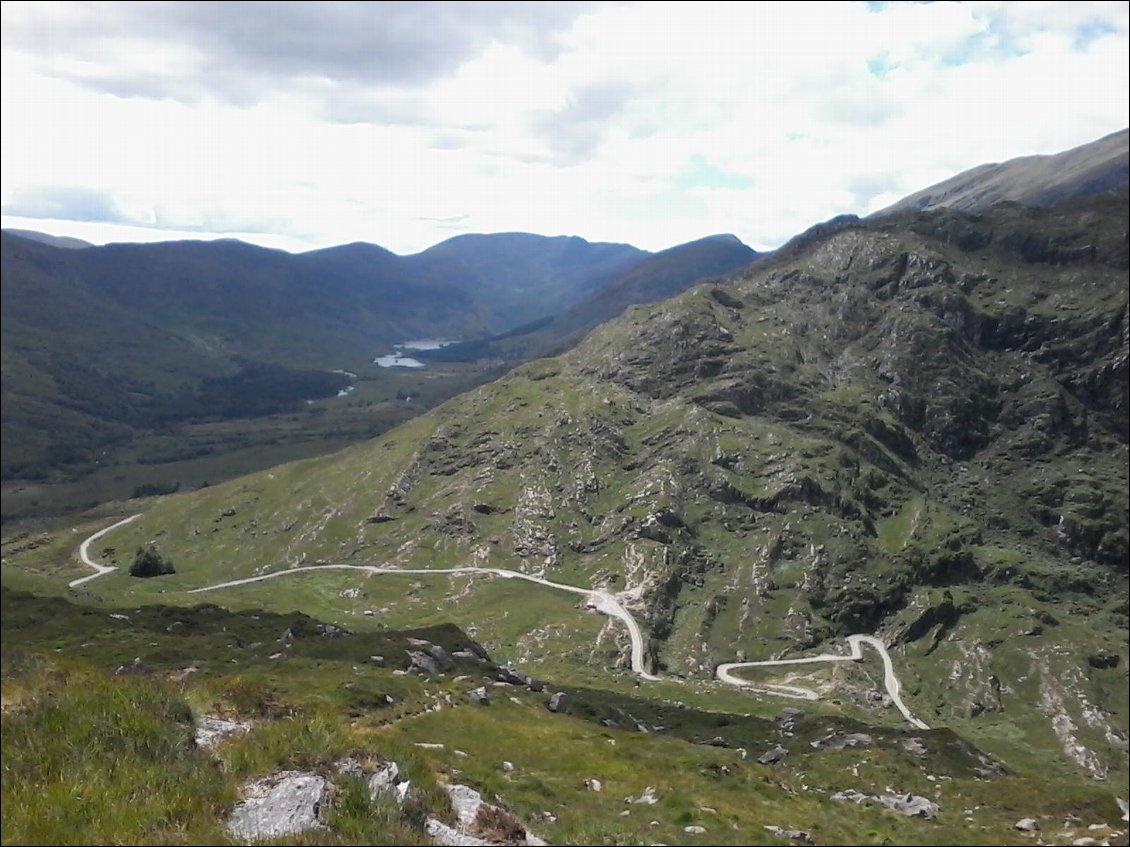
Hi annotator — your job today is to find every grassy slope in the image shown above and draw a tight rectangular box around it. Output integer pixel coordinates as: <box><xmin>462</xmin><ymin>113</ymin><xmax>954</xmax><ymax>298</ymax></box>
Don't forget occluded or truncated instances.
<box><xmin>3</xmin><ymin>587</ymin><xmax>1126</xmax><ymax>846</ymax></box>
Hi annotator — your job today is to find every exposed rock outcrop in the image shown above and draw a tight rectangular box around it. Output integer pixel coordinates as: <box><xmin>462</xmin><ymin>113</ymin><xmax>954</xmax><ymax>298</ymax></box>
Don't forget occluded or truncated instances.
<box><xmin>226</xmin><ymin>771</ymin><xmax>328</xmax><ymax>842</ymax></box>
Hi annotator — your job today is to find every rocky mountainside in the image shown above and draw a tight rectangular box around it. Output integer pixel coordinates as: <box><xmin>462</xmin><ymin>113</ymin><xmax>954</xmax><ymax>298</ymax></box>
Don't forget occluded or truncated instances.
<box><xmin>877</xmin><ymin>128</ymin><xmax>1128</xmax><ymax>214</ymax></box>
<box><xmin>104</xmin><ymin>189</ymin><xmax>1129</xmax><ymax>781</ymax></box>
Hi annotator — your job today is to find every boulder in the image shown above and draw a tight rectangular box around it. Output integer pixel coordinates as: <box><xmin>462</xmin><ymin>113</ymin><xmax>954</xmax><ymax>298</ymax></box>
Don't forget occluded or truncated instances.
<box><xmin>407</xmin><ymin>650</ymin><xmax>441</xmax><ymax>675</ymax></box>
<box><xmin>774</xmin><ymin>707</ymin><xmax>805</xmax><ymax>729</ymax></box>
<box><xmin>831</xmin><ymin>788</ymin><xmax>937</xmax><ymax>818</ymax></box>
<box><xmin>626</xmin><ymin>786</ymin><xmax>659</xmax><ymax>805</ymax></box>
<box><xmin>831</xmin><ymin>789</ymin><xmax>870</xmax><ymax>804</ymax></box>
<box><xmin>765</xmin><ymin>825</ymin><xmax>815</xmax><ymax>844</ymax></box>
<box><xmin>758</xmin><ymin>746</ymin><xmax>789</xmax><ymax>765</ymax></box>
<box><xmin>195</xmin><ymin>716</ymin><xmax>252</xmax><ymax>750</ymax></box>
<box><xmin>876</xmin><ymin>793</ymin><xmax>939</xmax><ymax>819</ymax></box>
<box><xmin>1015</xmin><ymin>818</ymin><xmax>1040</xmax><ymax>832</ymax></box>
<box><xmin>547</xmin><ymin>692</ymin><xmax>569</xmax><ymax>713</ymax></box>
<box><xmin>368</xmin><ymin>761</ymin><xmax>400</xmax><ymax>798</ymax></box>
<box><xmin>497</xmin><ymin>665</ymin><xmax>529</xmax><ymax>685</ymax></box>
<box><xmin>469</xmin><ymin>686</ymin><xmax>490</xmax><ymax>705</ymax></box>
<box><xmin>424</xmin><ymin>817</ymin><xmax>494</xmax><ymax>847</ymax></box>
<box><xmin>427</xmin><ymin>644</ymin><xmax>457</xmax><ymax>672</ymax></box>
<box><xmin>447</xmin><ymin>783</ymin><xmax>485</xmax><ymax>827</ymax></box>
<box><xmin>811</xmin><ymin>732</ymin><xmax>873</xmax><ymax>750</ymax></box>
<box><xmin>226</xmin><ymin>771</ymin><xmax>327</xmax><ymax>841</ymax></box>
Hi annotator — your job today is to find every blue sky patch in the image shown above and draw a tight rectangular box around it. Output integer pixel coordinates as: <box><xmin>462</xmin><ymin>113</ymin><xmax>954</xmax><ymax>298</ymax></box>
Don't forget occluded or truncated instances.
<box><xmin>674</xmin><ymin>155</ymin><xmax>754</xmax><ymax>191</ymax></box>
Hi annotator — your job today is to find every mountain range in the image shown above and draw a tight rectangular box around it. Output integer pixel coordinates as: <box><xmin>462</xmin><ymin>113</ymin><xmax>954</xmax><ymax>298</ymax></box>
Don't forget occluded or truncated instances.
<box><xmin>0</xmin><ymin>229</ymin><xmax>753</xmax><ymax>491</ymax></box>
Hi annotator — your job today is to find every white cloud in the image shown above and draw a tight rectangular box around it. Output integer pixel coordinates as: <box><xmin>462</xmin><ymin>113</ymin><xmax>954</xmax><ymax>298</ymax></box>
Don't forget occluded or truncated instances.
<box><xmin>2</xmin><ymin>1</ymin><xmax>1126</xmax><ymax>254</ymax></box>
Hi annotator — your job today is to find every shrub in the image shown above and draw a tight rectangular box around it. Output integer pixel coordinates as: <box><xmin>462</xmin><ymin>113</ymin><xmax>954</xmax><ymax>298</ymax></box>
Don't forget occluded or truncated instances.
<box><xmin>129</xmin><ymin>545</ymin><xmax>175</xmax><ymax>578</ymax></box>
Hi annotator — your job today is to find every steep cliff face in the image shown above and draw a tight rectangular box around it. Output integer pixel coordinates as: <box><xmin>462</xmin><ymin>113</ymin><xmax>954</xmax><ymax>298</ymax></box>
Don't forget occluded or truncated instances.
<box><xmin>108</xmin><ymin>190</ymin><xmax>1129</xmax><ymax>776</ymax></box>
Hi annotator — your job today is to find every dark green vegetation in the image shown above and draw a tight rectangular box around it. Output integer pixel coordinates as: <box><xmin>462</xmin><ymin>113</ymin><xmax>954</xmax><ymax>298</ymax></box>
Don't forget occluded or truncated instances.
<box><xmin>877</xmin><ymin>128</ymin><xmax>1128</xmax><ymax>215</ymax></box>
<box><xmin>129</xmin><ymin>545</ymin><xmax>175</xmax><ymax>578</ymax></box>
<box><xmin>1</xmin><ymin>229</ymin><xmax>753</xmax><ymax>519</ymax></box>
<box><xmin>2</xmin><ymin>587</ymin><xmax>1125</xmax><ymax>845</ymax></box>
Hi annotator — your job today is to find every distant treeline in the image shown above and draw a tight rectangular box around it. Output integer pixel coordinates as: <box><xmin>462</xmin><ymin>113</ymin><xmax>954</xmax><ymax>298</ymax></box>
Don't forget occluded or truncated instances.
<box><xmin>1</xmin><ymin>362</ymin><xmax>349</xmax><ymax>482</ymax></box>
<box><xmin>174</xmin><ymin>362</ymin><xmax>350</xmax><ymax>420</ymax></box>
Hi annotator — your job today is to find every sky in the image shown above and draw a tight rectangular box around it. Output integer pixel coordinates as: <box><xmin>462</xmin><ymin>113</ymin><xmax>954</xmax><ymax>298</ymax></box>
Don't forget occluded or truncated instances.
<box><xmin>1</xmin><ymin>1</ymin><xmax>1127</xmax><ymax>255</ymax></box>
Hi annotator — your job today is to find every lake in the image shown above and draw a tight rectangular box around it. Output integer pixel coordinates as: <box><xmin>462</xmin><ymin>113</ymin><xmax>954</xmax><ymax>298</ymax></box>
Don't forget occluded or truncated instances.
<box><xmin>374</xmin><ymin>339</ymin><xmax>455</xmax><ymax>368</ymax></box>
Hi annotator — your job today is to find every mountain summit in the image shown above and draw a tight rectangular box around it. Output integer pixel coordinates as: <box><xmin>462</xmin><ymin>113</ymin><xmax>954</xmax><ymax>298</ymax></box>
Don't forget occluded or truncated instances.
<box><xmin>877</xmin><ymin>128</ymin><xmax>1128</xmax><ymax>215</ymax></box>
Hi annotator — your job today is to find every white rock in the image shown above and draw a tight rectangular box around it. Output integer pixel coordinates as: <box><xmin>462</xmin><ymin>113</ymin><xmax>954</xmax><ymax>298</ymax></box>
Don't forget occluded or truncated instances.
<box><xmin>368</xmin><ymin>761</ymin><xmax>400</xmax><ymax>798</ymax></box>
<box><xmin>446</xmin><ymin>784</ymin><xmax>484</xmax><ymax>827</ymax></box>
<box><xmin>425</xmin><ymin>817</ymin><xmax>493</xmax><ymax>846</ymax></box>
<box><xmin>627</xmin><ymin>786</ymin><xmax>659</xmax><ymax>805</ymax></box>
<box><xmin>684</xmin><ymin>825</ymin><xmax>707</xmax><ymax>834</ymax></box>
<box><xmin>195</xmin><ymin>716</ymin><xmax>252</xmax><ymax>750</ymax></box>
<box><xmin>226</xmin><ymin>771</ymin><xmax>327</xmax><ymax>841</ymax></box>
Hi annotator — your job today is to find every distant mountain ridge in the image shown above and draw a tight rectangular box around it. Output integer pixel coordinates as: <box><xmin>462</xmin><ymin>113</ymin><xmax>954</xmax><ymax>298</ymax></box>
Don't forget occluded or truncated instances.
<box><xmin>2</xmin><ymin>228</ymin><xmax>93</xmax><ymax>249</ymax></box>
<box><xmin>0</xmin><ymin>228</ymin><xmax>746</xmax><ymax>485</ymax></box>
<box><xmin>416</xmin><ymin>234</ymin><xmax>759</xmax><ymax>363</ymax></box>
<box><xmin>877</xmin><ymin>128</ymin><xmax>1128</xmax><ymax>214</ymax></box>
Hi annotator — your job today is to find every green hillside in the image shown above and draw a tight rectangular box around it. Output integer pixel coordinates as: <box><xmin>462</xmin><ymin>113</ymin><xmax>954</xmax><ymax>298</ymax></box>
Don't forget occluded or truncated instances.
<box><xmin>14</xmin><ymin>190</ymin><xmax>1123</xmax><ymax>798</ymax></box>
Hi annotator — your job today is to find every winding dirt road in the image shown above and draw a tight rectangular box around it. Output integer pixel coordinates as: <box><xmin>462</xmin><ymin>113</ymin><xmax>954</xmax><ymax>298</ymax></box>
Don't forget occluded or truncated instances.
<box><xmin>69</xmin><ymin>514</ymin><xmax>142</xmax><ymax>588</ymax></box>
<box><xmin>77</xmin><ymin>517</ymin><xmax>926</xmax><ymax>727</ymax></box>
<box><xmin>189</xmin><ymin>563</ymin><xmax>660</xmax><ymax>682</ymax></box>
<box><xmin>718</xmin><ymin>634</ymin><xmax>929</xmax><ymax>729</ymax></box>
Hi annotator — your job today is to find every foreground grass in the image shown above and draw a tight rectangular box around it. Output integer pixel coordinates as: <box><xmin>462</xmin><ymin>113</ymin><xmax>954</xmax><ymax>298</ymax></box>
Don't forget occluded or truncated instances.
<box><xmin>0</xmin><ymin>653</ymin><xmax>445</xmax><ymax>846</ymax></box>
<box><xmin>1</xmin><ymin>659</ymin><xmax>235</xmax><ymax>845</ymax></box>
